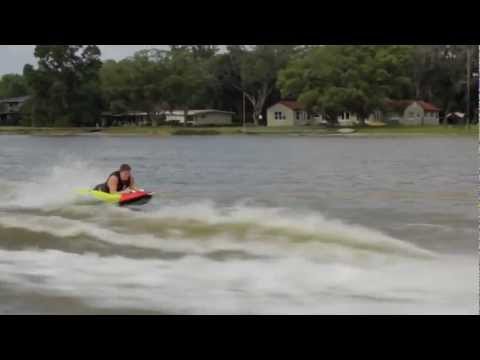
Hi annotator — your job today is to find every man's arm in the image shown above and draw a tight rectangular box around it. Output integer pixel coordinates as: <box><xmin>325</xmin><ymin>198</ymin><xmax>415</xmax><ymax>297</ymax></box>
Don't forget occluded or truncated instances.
<box><xmin>129</xmin><ymin>176</ymin><xmax>141</xmax><ymax>191</ymax></box>
<box><xmin>107</xmin><ymin>176</ymin><xmax>119</xmax><ymax>193</ymax></box>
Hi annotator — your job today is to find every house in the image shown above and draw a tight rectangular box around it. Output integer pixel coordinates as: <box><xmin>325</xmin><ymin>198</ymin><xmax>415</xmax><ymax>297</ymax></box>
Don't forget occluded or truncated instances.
<box><xmin>101</xmin><ymin>112</ymin><xmax>152</xmax><ymax>127</ymax></box>
<box><xmin>267</xmin><ymin>99</ymin><xmax>441</xmax><ymax>127</ymax></box>
<box><xmin>165</xmin><ymin>109</ymin><xmax>234</xmax><ymax>126</ymax></box>
<box><xmin>267</xmin><ymin>101</ymin><xmax>376</xmax><ymax>127</ymax></box>
<box><xmin>383</xmin><ymin>100</ymin><xmax>441</xmax><ymax>125</ymax></box>
<box><xmin>311</xmin><ymin>112</ymin><xmax>379</xmax><ymax>126</ymax></box>
<box><xmin>267</xmin><ymin>101</ymin><xmax>310</xmax><ymax>127</ymax></box>
<box><xmin>0</xmin><ymin>96</ymin><xmax>30</xmax><ymax>126</ymax></box>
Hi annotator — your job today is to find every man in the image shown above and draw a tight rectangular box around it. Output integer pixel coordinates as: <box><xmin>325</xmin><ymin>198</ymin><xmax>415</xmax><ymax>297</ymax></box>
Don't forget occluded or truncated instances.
<box><xmin>94</xmin><ymin>164</ymin><xmax>141</xmax><ymax>194</ymax></box>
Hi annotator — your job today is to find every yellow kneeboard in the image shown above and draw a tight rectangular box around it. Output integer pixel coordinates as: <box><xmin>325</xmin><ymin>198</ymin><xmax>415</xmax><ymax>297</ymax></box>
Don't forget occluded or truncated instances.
<box><xmin>76</xmin><ymin>189</ymin><xmax>153</xmax><ymax>206</ymax></box>
<box><xmin>78</xmin><ymin>190</ymin><xmax>121</xmax><ymax>204</ymax></box>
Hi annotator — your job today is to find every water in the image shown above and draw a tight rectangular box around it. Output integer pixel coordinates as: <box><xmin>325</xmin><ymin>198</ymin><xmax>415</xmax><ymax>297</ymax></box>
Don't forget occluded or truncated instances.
<box><xmin>0</xmin><ymin>134</ymin><xmax>477</xmax><ymax>314</ymax></box>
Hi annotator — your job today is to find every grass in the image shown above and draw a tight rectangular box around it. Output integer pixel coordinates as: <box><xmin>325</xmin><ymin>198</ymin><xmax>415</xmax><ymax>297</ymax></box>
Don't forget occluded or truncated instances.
<box><xmin>0</xmin><ymin>127</ymin><xmax>90</xmax><ymax>135</ymax></box>
<box><xmin>1</xmin><ymin>124</ymin><xmax>478</xmax><ymax>137</ymax></box>
<box><xmin>354</xmin><ymin>124</ymin><xmax>478</xmax><ymax>136</ymax></box>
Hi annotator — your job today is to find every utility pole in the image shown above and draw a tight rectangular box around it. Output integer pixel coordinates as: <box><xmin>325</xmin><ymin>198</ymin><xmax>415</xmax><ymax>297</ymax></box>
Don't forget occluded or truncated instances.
<box><xmin>243</xmin><ymin>92</ymin><xmax>246</xmax><ymax>132</ymax></box>
<box><xmin>466</xmin><ymin>46</ymin><xmax>472</xmax><ymax>130</ymax></box>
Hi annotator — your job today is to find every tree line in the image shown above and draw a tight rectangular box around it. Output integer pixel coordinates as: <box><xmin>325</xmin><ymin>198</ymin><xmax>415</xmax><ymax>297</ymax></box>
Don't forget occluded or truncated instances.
<box><xmin>0</xmin><ymin>45</ymin><xmax>477</xmax><ymax>127</ymax></box>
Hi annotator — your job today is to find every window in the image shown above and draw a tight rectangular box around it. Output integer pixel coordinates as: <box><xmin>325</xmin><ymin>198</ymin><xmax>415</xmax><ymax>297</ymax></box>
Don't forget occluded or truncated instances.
<box><xmin>346</xmin><ymin>112</ymin><xmax>350</xmax><ymax>120</ymax></box>
<box><xmin>296</xmin><ymin>111</ymin><xmax>301</xmax><ymax>120</ymax></box>
<box><xmin>275</xmin><ymin>112</ymin><xmax>284</xmax><ymax>120</ymax></box>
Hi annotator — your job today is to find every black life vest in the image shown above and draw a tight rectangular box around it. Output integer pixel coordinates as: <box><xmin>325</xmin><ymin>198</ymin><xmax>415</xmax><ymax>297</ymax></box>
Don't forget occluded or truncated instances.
<box><xmin>105</xmin><ymin>171</ymin><xmax>131</xmax><ymax>193</ymax></box>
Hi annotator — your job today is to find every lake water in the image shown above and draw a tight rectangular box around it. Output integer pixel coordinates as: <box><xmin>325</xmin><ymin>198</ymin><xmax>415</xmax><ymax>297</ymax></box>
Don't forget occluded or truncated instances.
<box><xmin>0</xmin><ymin>134</ymin><xmax>477</xmax><ymax>314</ymax></box>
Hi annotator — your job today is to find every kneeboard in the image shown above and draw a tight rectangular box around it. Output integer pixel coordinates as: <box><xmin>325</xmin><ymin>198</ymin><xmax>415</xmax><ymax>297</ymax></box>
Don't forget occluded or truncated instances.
<box><xmin>78</xmin><ymin>190</ymin><xmax>153</xmax><ymax>206</ymax></box>
<box><xmin>118</xmin><ymin>191</ymin><xmax>153</xmax><ymax>206</ymax></box>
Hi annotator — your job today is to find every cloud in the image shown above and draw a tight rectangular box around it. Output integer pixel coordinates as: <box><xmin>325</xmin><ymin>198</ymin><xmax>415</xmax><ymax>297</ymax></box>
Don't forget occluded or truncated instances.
<box><xmin>0</xmin><ymin>45</ymin><xmax>169</xmax><ymax>76</ymax></box>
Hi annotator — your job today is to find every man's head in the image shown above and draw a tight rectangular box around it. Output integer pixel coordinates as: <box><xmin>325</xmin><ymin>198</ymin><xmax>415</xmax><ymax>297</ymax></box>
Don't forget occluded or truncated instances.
<box><xmin>119</xmin><ymin>164</ymin><xmax>132</xmax><ymax>181</ymax></box>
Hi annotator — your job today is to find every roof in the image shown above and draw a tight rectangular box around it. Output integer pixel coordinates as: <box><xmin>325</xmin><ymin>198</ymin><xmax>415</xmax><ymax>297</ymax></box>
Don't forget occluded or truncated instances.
<box><xmin>385</xmin><ymin>100</ymin><xmax>441</xmax><ymax>112</ymax></box>
<box><xmin>416</xmin><ymin>101</ymin><xmax>441</xmax><ymax>112</ymax></box>
<box><xmin>273</xmin><ymin>100</ymin><xmax>305</xmax><ymax>111</ymax></box>
<box><xmin>166</xmin><ymin>109</ymin><xmax>235</xmax><ymax>116</ymax></box>
<box><xmin>0</xmin><ymin>96</ymin><xmax>31</xmax><ymax>104</ymax></box>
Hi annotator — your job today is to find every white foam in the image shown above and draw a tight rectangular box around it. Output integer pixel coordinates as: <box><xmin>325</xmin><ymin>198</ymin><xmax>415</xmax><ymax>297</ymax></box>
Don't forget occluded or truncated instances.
<box><xmin>5</xmin><ymin>158</ymin><xmax>105</xmax><ymax>208</ymax></box>
<box><xmin>0</xmin><ymin>201</ymin><xmax>433</xmax><ymax>263</ymax></box>
<box><xmin>0</xmin><ymin>249</ymin><xmax>476</xmax><ymax>314</ymax></box>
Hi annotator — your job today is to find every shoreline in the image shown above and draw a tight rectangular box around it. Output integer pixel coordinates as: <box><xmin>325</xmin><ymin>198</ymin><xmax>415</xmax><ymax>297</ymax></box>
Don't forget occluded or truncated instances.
<box><xmin>0</xmin><ymin>125</ymin><xmax>477</xmax><ymax>137</ymax></box>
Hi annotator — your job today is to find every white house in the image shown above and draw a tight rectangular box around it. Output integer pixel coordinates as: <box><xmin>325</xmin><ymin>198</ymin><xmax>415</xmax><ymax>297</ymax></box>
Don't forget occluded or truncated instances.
<box><xmin>267</xmin><ymin>99</ymin><xmax>441</xmax><ymax>127</ymax></box>
<box><xmin>383</xmin><ymin>100</ymin><xmax>441</xmax><ymax>125</ymax></box>
<box><xmin>267</xmin><ymin>101</ymin><xmax>372</xmax><ymax>127</ymax></box>
<box><xmin>311</xmin><ymin>112</ymin><xmax>375</xmax><ymax>126</ymax></box>
<box><xmin>267</xmin><ymin>101</ymin><xmax>311</xmax><ymax>127</ymax></box>
<box><xmin>0</xmin><ymin>96</ymin><xmax>31</xmax><ymax>126</ymax></box>
<box><xmin>165</xmin><ymin>109</ymin><xmax>234</xmax><ymax>126</ymax></box>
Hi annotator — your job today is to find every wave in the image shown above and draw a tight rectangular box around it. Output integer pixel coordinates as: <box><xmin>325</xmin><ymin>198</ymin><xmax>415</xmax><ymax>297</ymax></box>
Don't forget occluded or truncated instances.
<box><xmin>0</xmin><ymin>248</ymin><xmax>475</xmax><ymax>314</ymax></box>
<box><xmin>0</xmin><ymin>162</ymin><xmax>475</xmax><ymax>314</ymax></box>
<box><xmin>0</xmin><ymin>200</ymin><xmax>434</xmax><ymax>263</ymax></box>
<box><xmin>0</xmin><ymin>161</ymin><xmax>435</xmax><ymax>263</ymax></box>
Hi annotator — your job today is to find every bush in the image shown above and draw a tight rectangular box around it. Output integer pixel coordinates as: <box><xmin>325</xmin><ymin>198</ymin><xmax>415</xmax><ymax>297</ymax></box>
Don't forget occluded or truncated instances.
<box><xmin>172</xmin><ymin>129</ymin><xmax>221</xmax><ymax>136</ymax></box>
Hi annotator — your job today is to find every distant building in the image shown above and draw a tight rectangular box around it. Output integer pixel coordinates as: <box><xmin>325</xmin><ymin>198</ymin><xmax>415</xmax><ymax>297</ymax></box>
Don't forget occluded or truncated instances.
<box><xmin>267</xmin><ymin>99</ymin><xmax>441</xmax><ymax>127</ymax></box>
<box><xmin>311</xmin><ymin>112</ymin><xmax>379</xmax><ymax>126</ymax></box>
<box><xmin>0</xmin><ymin>96</ymin><xmax>30</xmax><ymax>126</ymax></box>
<box><xmin>101</xmin><ymin>112</ymin><xmax>152</xmax><ymax>127</ymax></box>
<box><xmin>165</xmin><ymin>109</ymin><xmax>234</xmax><ymax>126</ymax></box>
<box><xmin>267</xmin><ymin>101</ymin><xmax>376</xmax><ymax>127</ymax></box>
<box><xmin>383</xmin><ymin>100</ymin><xmax>441</xmax><ymax>125</ymax></box>
<box><xmin>267</xmin><ymin>101</ymin><xmax>310</xmax><ymax>127</ymax></box>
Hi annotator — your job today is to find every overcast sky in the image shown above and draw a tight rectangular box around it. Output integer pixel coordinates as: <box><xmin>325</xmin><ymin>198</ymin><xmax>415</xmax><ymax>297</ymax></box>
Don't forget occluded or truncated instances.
<box><xmin>0</xmin><ymin>45</ymin><xmax>170</xmax><ymax>75</ymax></box>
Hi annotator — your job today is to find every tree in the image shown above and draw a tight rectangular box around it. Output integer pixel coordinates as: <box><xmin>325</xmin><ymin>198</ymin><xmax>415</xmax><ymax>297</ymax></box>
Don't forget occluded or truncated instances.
<box><xmin>409</xmin><ymin>45</ymin><xmax>478</xmax><ymax>125</ymax></box>
<box><xmin>0</xmin><ymin>74</ymin><xmax>30</xmax><ymax>99</ymax></box>
<box><xmin>169</xmin><ymin>45</ymin><xmax>219</xmax><ymax>60</ymax></box>
<box><xmin>225</xmin><ymin>45</ymin><xmax>297</xmax><ymax>126</ymax></box>
<box><xmin>189</xmin><ymin>45</ymin><xmax>219</xmax><ymax>60</ymax></box>
<box><xmin>205</xmin><ymin>53</ymin><xmax>244</xmax><ymax>119</ymax></box>
<box><xmin>24</xmin><ymin>45</ymin><xmax>102</xmax><ymax>126</ymax></box>
<box><xmin>162</xmin><ymin>48</ymin><xmax>212</xmax><ymax>125</ymax></box>
<box><xmin>278</xmin><ymin>45</ymin><xmax>412</xmax><ymax>125</ymax></box>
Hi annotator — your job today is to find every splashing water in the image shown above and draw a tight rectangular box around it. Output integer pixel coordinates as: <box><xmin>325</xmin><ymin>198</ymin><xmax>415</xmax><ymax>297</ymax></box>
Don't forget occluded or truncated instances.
<box><xmin>0</xmin><ymin>145</ymin><xmax>476</xmax><ymax>314</ymax></box>
<box><xmin>1</xmin><ymin>159</ymin><xmax>105</xmax><ymax>208</ymax></box>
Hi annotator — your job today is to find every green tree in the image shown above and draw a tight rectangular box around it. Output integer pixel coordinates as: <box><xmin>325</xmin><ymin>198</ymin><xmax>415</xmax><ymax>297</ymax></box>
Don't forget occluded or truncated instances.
<box><xmin>225</xmin><ymin>45</ymin><xmax>297</xmax><ymax>125</ymax></box>
<box><xmin>162</xmin><ymin>48</ymin><xmax>212</xmax><ymax>125</ymax></box>
<box><xmin>203</xmin><ymin>53</ymin><xmax>244</xmax><ymax>118</ymax></box>
<box><xmin>408</xmin><ymin>45</ymin><xmax>478</xmax><ymax>124</ymax></box>
<box><xmin>169</xmin><ymin>45</ymin><xmax>219</xmax><ymax>60</ymax></box>
<box><xmin>24</xmin><ymin>45</ymin><xmax>102</xmax><ymax>126</ymax></box>
<box><xmin>278</xmin><ymin>45</ymin><xmax>412</xmax><ymax>125</ymax></box>
<box><xmin>0</xmin><ymin>74</ymin><xmax>30</xmax><ymax>99</ymax></box>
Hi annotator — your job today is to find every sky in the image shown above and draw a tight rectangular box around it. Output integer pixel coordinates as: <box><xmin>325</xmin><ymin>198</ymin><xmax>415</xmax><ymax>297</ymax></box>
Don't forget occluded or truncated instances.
<box><xmin>0</xmin><ymin>45</ymin><xmax>170</xmax><ymax>75</ymax></box>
